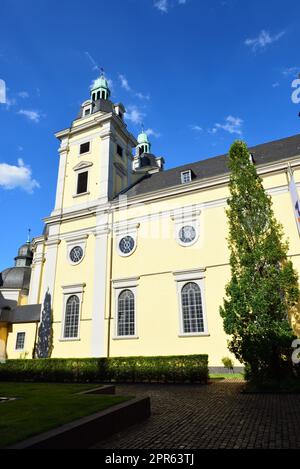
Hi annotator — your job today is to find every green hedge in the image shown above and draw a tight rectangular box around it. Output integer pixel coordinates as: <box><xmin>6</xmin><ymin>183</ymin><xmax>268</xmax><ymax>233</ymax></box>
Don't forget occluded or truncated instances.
<box><xmin>0</xmin><ymin>355</ymin><xmax>208</xmax><ymax>384</ymax></box>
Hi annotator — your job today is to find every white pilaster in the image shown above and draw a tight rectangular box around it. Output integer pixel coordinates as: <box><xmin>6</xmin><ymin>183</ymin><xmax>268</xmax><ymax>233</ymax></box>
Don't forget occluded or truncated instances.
<box><xmin>99</xmin><ymin>126</ymin><xmax>115</xmax><ymax>202</ymax></box>
<box><xmin>28</xmin><ymin>238</ymin><xmax>45</xmax><ymax>305</ymax></box>
<box><xmin>91</xmin><ymin>212</ymin><xmax>110</xmax><ymax>357</ymax></box>
<box><xmin>53</xmin><ymin>137</ymin><xmax>69</xmax><ymax>213</ymax></box>
<box><xmin>40</xmin><ymin>225</ymin><xmax>61</xmax><ymax>308</ymax></box>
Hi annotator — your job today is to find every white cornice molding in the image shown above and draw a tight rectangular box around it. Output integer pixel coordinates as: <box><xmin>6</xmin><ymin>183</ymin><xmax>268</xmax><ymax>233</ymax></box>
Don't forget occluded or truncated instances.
<box><xmin>73</xmin><ymin>161</ymin><xmax>93</xmax><ymax>171</ymax></box>
<box><xmin>45</xmin><ymin>238</ymin><xmax>61</xmax><ymax>248</ymax></box>
<box><xmin>173</xmin><ymin>268</ymin><xmax>206</xmax><ymax>282</ymax></box>
<box><xmin>61</xmin><ymin>283</ymin><xmax>86</xmax><ymax>294</ymax></box>
<box><xmin>112</xmin><ymin>276</ymin><xmax>140</xmax><ymax>289</ymax></box>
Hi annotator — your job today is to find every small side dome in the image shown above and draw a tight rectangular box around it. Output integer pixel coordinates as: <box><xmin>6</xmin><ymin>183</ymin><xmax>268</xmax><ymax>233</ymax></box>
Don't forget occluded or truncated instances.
<box><xmin>0</xmin><ymin>267</ymin><xmax>31</xmax><ymax>291</ymax></box>
<box><xmin>17</xmin><ymin>242</ymin><xmax>32</xmax><ymax>258</ymax></box>
<box><xmin>15</xmin><ymin>241</ymin><xmax>33</xmax><ymax>268</ymax></box>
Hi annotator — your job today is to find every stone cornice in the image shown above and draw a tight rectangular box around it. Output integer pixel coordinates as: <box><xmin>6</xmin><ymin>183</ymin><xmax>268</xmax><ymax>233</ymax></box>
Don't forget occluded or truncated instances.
<box><xmin>55</xmin><ymin>112</ymin><xmax>136</xmax><ymax>147</ymax></box>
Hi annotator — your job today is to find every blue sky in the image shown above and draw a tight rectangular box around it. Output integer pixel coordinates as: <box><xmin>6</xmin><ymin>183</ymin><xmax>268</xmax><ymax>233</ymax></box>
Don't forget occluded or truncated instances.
<box><xmin>0</xmin><ymin>0</ymin><xmax>300</xmax><ymax>270</ymax></box>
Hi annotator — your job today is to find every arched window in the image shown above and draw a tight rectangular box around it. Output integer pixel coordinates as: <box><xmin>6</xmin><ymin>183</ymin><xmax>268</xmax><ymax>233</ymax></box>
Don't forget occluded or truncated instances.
<box><xmin>117</xmin><ymin>290</ymin><xmax>135</xmax><ymax>336</ymax></box>
<box><xmin>64</xmin><ymin>295</ymin><xmax>80</xmax><ymax>338</ymax></box>
<box><xmin>181</xmin><ymin>282</ymin><xmax>204</xmax><ymax>333</ymax></box>
<box><xmin>97</xmin><ymin>91</ymin><xmax>100</xmax><ymax>100</ymax></box>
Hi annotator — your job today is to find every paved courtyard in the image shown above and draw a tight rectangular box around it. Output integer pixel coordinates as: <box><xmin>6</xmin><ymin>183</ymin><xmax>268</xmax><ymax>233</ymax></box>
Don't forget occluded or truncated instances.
<box><xmin>92</xmin><ymin>380</ymin><xmax>300</xmax><ymax>449</ymax></box>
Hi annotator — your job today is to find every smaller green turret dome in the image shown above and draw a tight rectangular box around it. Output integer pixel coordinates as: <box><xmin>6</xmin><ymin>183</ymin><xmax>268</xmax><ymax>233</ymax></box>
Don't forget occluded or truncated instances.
<box><xmin>137</xmin><ymin>132</ymin><xmax>149</xmax><ymax>145</ymax></box>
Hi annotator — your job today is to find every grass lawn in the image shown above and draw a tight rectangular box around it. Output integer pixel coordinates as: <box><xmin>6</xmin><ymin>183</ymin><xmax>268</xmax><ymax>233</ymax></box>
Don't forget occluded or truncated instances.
<box><xmin>209</xmin><ymin>373</ymin><xmax>244</xmax><ymax>380</ymax></box>
<box><xmin>0</xmin><ymin>382</ymin><xmax>130</xmax><ymax>448</ymax></box>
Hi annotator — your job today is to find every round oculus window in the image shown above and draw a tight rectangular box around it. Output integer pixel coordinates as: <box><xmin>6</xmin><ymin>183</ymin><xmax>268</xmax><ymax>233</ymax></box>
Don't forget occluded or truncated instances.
<box><xmin>179</xmin><ymin>225</ymin><xmax>196</xmax><ymax>244</ymax></box>
<box><xmin>70</xmin><ymin>246</ymin><xmax>84</xmax><ymax>263</ymax></box>
<box><xmin>119</xmin><ymin>236</ymin><xmax>135</xmax><ymax>255</ymax></box>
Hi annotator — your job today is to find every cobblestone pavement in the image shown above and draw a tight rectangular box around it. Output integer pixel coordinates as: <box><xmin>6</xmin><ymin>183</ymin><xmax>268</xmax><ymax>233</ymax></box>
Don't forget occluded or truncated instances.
<box><xmin>92</xmin><ymin>380</ymin><xmax>300</xmax><ymax>449</ymax></box>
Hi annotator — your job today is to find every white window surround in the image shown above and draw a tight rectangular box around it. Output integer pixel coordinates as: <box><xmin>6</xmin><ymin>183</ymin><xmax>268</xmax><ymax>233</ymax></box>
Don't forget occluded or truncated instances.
<box><xmin>65</xmin><ymin>234</ymin><xmax>88</xmax><ymax>266</ymax></box>
<box><xmin>114</xmin><ymin>222</ymin><xmax>140</xmax><ymax>257</ymax></box>
<box><xmin>181</xmin><ymin>170</ymin><xmax>192</xmax><ymax>184</ymax></box>
<box><xmin>15</xmin><ymin>332</ymin><xmax>26</xmax><ymax>351</ymax></box>
<box><xmin>173</xmin><ymin>269</ymin><xmax>209</xmax><ymax>337</ymax></box>
<box><xmin>171</xmin><ymin>207</ymin><xmax>201</xmax><ymax>247</ymax></box>
<box><xmin>73</xmin><ymin>161</ymin><xmax>93</xmax><ymax>198</ymax></box>
<box><xmin>60</xmin><ymin>283</ymin><xmax>85</xmax><ymax>341</ymax></box>
<box><xmin>112</xmin><ymin>277</ymin><xmax>139</xmax><ymax>340</ymax></box>
<box><xmin>83</xmin><ymin>105</ymin><xmax>92</xmax><ymax>117</ymax></box>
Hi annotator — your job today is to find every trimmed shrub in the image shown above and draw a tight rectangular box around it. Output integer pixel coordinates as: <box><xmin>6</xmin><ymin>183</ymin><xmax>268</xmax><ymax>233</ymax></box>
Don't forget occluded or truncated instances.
<box><xmin>0</xmin><ymin>355</ymin><xmax>208</xmax><ymax>384</ymax></box>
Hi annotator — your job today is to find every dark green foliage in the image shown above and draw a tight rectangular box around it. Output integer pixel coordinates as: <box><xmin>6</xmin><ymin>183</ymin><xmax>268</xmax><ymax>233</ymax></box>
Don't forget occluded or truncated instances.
<box><xmin>220</xmin><ymin>141</ymin><xmax>299</xmax><ymax>381</ymax></box>
<box><xmin>35</xmin><ymin>290</ymin><xmax>53</xmax><ymax>359</ymax></box>
<box><xmin>0</xmin><ymin>355</ymin><xmax>208</xmax><ymax>384</ymax></box>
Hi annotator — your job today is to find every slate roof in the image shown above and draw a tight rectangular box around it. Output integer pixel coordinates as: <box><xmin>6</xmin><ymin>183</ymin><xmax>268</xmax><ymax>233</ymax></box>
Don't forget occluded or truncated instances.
<box><xmin>123</xmin><ymin>134</ymin><xmax>300</xmax><ymax>198</ymax></box>
<box><xmin>0</xmin><ymin>304</ymin><xmax>41</xmax><ymax>324</ymax></box>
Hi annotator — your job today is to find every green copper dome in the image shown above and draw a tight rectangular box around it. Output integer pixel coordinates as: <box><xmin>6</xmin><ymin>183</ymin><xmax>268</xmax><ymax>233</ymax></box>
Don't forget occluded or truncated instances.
<box><xmin>91</xmin><ymin>75</ymin><xmax>109</xmax><ymax>91</ymax></box>
<box><xmin>137</xmin><ymin>132</ymin><xmax>149</xmax><ymax>145</ymax></box>
<box><xmin>90</xmin><ymin>74</ymin><xmax>111</xmax><ymax>100</ymax></box>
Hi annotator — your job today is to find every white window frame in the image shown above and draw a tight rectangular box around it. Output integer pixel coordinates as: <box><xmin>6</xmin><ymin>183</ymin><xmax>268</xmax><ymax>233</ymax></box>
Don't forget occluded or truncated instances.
<box><xmin>114</xmin><ymin>222</ymin><xmax>139</xmax><ymax>257</ymax></box>
<box><xmin>112</xmin><ymin>277</ymin><xmax>139</xmax><ymax>340</ymax></box>
<box><xmin>181</xmin><ymin>170</ymin><xmax>192</xmax><ymax>184</ymax></box>
<box><xmin>173</xmin><ymin>269</ymin><xmax>209</xmax><ymax>337</ymax></box>
<box><xmin>83</xmin><ymin>105</ymin><xmax>92</xmax><ymax>117</ymax></box>
<box><xmin>15</xmin><ymin>331</ymin><xmax>26</xmax><ymax>351</ymax></box>
<box><xmin>72</xmin><ymin>162</ymin><xmax>93</xmax><ymax>198</ymax></box>
<box><xmin>171</xmin><ymin>207</ymin><xmax>201</xmax><ymax>247</ymax></box>
<box><xmin>65</xmin><ymin>233</ymin><xmax>88</xmax><ymax>266</ymax></box>
<box><xmin>60</xmin><ymin>283</ymin><xmax>85</xmax><ymax>341</ymax></box>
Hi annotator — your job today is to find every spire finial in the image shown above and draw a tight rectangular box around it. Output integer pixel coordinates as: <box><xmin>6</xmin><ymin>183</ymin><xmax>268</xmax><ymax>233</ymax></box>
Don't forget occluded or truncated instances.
<box><xmin>100</xmin><ymin>67</ymin><xmax>105</xmax><ymax>77</ymax></box>
<box><xmin>27</xmin><ymin>228</ymin><xmax>31</xmax><ymax>244</ymax></box>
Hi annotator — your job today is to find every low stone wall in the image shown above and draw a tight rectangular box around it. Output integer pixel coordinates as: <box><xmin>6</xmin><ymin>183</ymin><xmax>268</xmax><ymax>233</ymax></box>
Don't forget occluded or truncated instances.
<box><xmin>10</xmin><ymin>396</ymin><xmax>151</xmax><ymax>449</ymax></box>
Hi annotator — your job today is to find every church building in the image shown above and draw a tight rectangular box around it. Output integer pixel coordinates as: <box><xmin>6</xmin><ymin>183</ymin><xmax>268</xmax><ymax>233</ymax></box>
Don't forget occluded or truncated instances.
<box><xmin>1</xmin><ymin>74</ymin><xmax>300</xmax><ymax>369</ymax></box>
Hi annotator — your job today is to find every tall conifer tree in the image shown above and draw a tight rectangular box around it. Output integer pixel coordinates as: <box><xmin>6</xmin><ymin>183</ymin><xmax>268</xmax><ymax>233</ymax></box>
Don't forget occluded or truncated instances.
<box><xmin>220</xmin><ymin>141</ymin><xmax>299</xmax><ymax>379</ymax></box>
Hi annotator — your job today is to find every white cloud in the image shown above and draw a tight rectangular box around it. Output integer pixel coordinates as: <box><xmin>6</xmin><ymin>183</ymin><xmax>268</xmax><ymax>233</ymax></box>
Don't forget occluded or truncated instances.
<box><xmin>135</xmin><ymin>92</ymin><xmax>150</xmax><ymax>101</ymax></box>
<box><xmin>119</xmin><ymin>74</ymin><xmax>150</xmax><ymax>101</ymax></box>
<box><xmin>0</xmin><ymin>158</ymin><xmax>40</xmax><ymax>193</ymax></box>
<box><xmin>190</xmin><ymin>125</ymin><xmax>203</xmax><ymax>132</ymax></box>
<box><xmin>245</xmin><ymin>29</ymin><xmax>285</xmax><ymax>52</ymax></box>
<box><xmin>211</xmin><ymin>115</ymin><xmax>243</xmax><ymax>136</ymax></box>
<box><xmin>144</xmin><ymin>128</ymin><xmax>161</xmax><ymax>138</ymax></box>
<box><xmin>85</xmin><ymin>51</ymin><xmax>100</xmax><ymax>72</ymax></box>
<box><xmin>18</xmin><ymin>110</ymin><xmax>43</xmax><ymax>123</ymax></box>
<box><xmin>282</xmin><ymin>67</ymin><xmax>300</xmax><ymax>78</ymax></box>
<box><xmin>154</xmin><ymin>0</ymin><xmax>168</xmax><ymax>12</ymax></box>
<box><xmin>272</xmin><ymin>82</ymin><xmax>280</xmax><ymax>88</ymax></box>
<box><xmin>119</xmin><ymin>74</ymin><xmax>131</xmax><ymax>91</ymax></box>
<box><xmin>154</xmin><ymin>0</ymin><xmax>187</xmax><ymax>12</ymax></box>
<box><xmin>126</xmin><ymin>106</ymin><xmax>146</xmax><ymax>125</ymax></box>
<box><xmin>18</xmin><ymin>91</ymin><xmax>29</xmax><ymax>99</ymax></box>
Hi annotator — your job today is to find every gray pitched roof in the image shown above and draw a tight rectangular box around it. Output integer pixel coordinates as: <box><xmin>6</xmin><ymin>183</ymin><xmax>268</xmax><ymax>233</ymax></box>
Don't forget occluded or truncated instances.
<box><xmin>123</xmin><ymin>134</ymin><xmax>300</xmax><ymax>198</ymax></box>
<box><xmin>0</xmin><ymin>304</ymin><xmax>41</xmax><ymax>324</ymax></box>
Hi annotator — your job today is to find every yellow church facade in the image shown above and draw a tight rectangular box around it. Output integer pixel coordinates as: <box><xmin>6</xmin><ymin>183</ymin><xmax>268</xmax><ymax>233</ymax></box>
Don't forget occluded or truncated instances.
<box><xmin>1</xmin><ymin>74</ymin><xmax>300</xmax><ymax>369</ymax></box>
